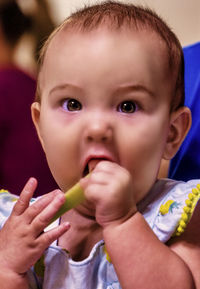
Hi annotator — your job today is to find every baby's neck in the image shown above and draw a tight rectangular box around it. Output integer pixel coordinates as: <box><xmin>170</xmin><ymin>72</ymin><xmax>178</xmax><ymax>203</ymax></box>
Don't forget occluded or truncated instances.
<box><xmin>58</xmin><ymin>209</ymin><xmax>102</xmax><ymax>261</ymax></box>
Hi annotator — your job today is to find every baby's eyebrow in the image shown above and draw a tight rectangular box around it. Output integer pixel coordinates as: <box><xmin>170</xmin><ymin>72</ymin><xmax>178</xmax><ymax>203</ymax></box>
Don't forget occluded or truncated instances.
<box><xmin>114</xmin><ymin>84</ymin><xmax>154</xmax><ymax>98</ymax></box>
<box><xmin>49</xmin><ymin>83</ymin><xmax>83</xmax><ymax>96</ymax></box>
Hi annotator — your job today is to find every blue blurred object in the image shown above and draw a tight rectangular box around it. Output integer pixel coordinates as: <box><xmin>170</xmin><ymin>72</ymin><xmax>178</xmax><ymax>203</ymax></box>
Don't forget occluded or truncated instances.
<box><xmin>169</xmin><ymin>42</ymin><xmax>200</xmax><ymax>181</ymax></box>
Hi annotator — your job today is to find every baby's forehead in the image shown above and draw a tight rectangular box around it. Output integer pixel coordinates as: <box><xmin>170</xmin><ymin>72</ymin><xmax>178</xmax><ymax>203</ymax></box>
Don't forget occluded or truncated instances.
<box><xmin>40</xmin><ymin>26</ymin><xmax>171</xmax><ymax>90</ymax></box>
<box><xmin>46</xmin><ymin>24</ymin><xmax>169</xmax><ymax>63</ymax></box>
<box><xmin>40</xmin><ymin>26</ymin><xmax>172</xmax><ymax>98</ymax></box>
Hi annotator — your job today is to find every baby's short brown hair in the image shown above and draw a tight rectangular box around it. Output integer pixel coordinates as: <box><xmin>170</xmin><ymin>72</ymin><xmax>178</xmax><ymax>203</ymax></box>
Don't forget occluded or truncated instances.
<box><xmin>36</xmin><ymin>1</ymin><xmax>184</xmax><ymax>111</ymax></box>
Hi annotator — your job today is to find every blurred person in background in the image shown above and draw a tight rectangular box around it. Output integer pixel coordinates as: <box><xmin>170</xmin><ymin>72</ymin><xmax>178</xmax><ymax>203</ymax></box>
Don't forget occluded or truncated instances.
<box><xmin>0</xmin><ymin>0</ymin><xmax>57</xmax><ymax>196</ymax></box>
<box><xmin>15</xmin><ymin>0</ymin><xmax>56</xmax><ymax>74</ymax></box>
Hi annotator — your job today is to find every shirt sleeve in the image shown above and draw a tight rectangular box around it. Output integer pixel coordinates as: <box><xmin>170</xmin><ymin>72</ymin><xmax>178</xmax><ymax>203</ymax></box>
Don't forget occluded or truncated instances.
<box><xmin>0</xmin><ymin>190</ymin><xmax>18</xmax><ymax>228</ymax></box>
<box><xmin>142</xmin><ymin>179</ymin><xmax>200</xmax><ymax>243</ymax></box>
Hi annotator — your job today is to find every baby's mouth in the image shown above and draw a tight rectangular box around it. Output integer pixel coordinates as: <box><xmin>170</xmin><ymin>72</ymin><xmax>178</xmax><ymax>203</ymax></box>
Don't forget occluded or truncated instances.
<box><xmin>83</xmin><ymin>158</ymin><xmax>105</xmax><ymax>177</ymax></box>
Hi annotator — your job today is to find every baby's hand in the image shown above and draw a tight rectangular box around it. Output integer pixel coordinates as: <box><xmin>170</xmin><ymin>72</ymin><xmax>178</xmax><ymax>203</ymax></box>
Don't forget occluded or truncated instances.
<box><xmin>0</xmin><ymin>178</ymin><xmax>70</xmax><ymax>276</ymax></box>
<box><xmin>80</xmin><ymin>161</ymin><xmax>137</xmax><ymax>228</ymax></box>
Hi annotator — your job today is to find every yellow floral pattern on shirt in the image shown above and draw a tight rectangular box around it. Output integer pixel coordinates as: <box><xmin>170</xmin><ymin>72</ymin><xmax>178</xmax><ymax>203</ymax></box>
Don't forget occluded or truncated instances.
<box><xmin>159</xmin><ymin>184</ymin><xmax>200</xmax><ymax>237</ymax></box>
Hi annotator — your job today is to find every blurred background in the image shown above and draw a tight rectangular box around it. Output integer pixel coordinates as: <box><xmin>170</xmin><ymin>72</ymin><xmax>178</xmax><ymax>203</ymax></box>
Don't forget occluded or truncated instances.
<box><xmin>16</xmin><ymin>0</ymin><xmax>200</xmax><ymax>75</ymax></box>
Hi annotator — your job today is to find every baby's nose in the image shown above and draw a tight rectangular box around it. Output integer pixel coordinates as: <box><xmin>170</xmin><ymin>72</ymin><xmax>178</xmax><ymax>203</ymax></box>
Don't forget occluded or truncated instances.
<box><xmin>84</xmin><ymin>114</ymin><xmax>113</xmax><ymax>143</ymax></box>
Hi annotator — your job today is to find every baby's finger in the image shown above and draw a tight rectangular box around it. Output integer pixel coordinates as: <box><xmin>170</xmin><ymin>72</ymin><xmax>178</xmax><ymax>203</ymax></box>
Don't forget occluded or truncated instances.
<box><xmin>24</xmin><ymin>189</ymin><xmax>62</xmax><ymax>224</ymax></box>
<box><xmin>31</xmin><ymin>192</ymin><xmax>66</xmax><ymax>235</ymax></box>
<box><xmin>38</xmin><ymin>222</ymin><xmax>70</xmax><ymax>248</ymax></box>
<box><xmin>12</xmin><ymin>178</ymin><xmax>37</xmax><ymax>216</ymax></box>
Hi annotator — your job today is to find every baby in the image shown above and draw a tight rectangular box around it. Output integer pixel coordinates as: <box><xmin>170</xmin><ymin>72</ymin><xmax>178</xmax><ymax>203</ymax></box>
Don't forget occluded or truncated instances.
<box><xmin>0</xmin><ymin>2</ymin><xmax>200</xmax><ymax>289</ymax></box>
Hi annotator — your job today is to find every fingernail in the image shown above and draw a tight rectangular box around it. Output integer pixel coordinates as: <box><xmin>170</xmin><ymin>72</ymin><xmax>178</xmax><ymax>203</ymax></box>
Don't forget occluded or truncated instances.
<box><xmin>57</xmin><ymin>192</ymin><xmax>65</xmax><ymax>201</ymax></box>
<box><xmin>54</xmin><ymin>189</ymin><xmax>63</xmax><ymax>196</ymax></box>
<box><xmin>63</xmin><ymin>222</ymin><xmax>70</xmax><ymax>229</ymax></box>
<box><xmin>29</xmin><ymin>177</ymin><xmax>36</xmax><ymax>184</ymax></box>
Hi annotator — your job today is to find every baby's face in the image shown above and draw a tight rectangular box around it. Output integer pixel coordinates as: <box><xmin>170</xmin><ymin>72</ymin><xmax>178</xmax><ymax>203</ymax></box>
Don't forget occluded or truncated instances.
<box><xmin>36</xmin><ymin>27</ymin><xmax>173</xmax><ymax>203</ymax></box>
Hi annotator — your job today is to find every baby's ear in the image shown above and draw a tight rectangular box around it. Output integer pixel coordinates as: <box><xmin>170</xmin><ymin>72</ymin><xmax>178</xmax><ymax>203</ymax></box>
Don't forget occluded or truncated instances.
<box><xmin>163</xmin><ymin>106</ymin><xmax>191</xmax><ymax>160</ymax></box>
<box><xmin>31</xmin><ymin>102</ymin><xmax>45</xmax><ymax>151</ymax></box>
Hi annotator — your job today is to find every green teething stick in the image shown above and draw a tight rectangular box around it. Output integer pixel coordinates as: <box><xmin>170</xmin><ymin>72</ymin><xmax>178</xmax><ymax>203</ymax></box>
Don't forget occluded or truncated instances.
<box><xmin>50</xmin><ymin>180</ymin><xmax>85</xmax><ymax>224</ymax></box>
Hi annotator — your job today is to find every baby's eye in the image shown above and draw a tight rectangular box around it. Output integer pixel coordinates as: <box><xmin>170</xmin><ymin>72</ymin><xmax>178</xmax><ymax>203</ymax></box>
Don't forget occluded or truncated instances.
<box><xmin>62</xmin><ymin>98</ymin><xmax>82</xmax><ymax>111</ymax></box>
<box><xmin>117</xmin><ymin>101</ymin><xmax>137</xmax><ymax>113</ymax></box>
